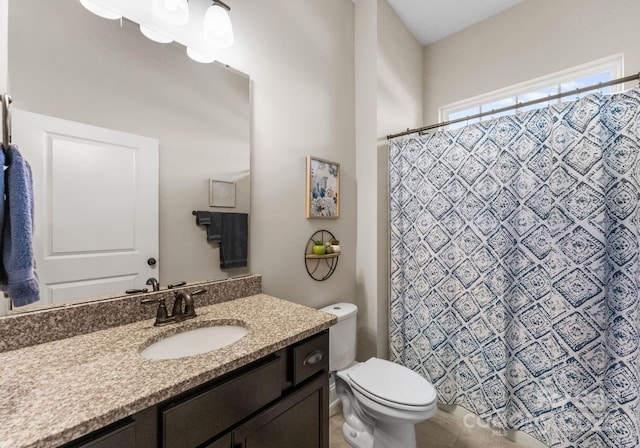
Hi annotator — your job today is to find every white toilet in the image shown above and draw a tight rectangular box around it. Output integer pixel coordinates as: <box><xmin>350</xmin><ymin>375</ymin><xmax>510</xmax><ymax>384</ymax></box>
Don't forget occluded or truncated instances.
<box><xmin>321</xmin><ymin>303</ymin><xmax>437</xmax><ymax>448</ymax></box>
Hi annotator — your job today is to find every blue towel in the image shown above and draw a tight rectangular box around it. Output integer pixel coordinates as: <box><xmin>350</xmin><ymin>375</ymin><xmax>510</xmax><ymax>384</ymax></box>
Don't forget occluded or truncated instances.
<box><xmin>0</xmin><ymin>145</ymin><xmax>39</xmax><ymax>307</ymax></box>
<box><xmin>0</xmin><ymin>148</ymin><xmax>4</xmax><ymax>266</ymax></box>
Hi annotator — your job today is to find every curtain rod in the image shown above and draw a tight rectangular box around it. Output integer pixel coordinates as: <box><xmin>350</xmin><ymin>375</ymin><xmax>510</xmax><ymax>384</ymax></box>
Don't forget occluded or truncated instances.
<box><xmin>387</xmin><ymin>72</ymin><xmax>640</xmax><ymax>140</ymax></box>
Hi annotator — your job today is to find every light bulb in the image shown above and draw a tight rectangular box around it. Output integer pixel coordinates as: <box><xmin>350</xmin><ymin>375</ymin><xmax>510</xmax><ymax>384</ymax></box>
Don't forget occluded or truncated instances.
<box><xmin>79</xmin><ymin>0</ymin><xmax>121</xmax><ymax>20</ymax></box>
<box><xmin>152</xmin><ymin>0</ymin><xmax>189</xmax><ymax>26</ymax></box>
<box><xmin>203</xmin><ymin>4</ymin><xmax>234</xmax><ymax>48</ymax></box>
<box><xmin>140</xmin><ymin>25</ymin><xmax>173</xmax><ymax>43</ymax></box>
<box><xmin>186</xmin><ymin>47</ymin><xmax>217</xmax><ymax>64</ymax></box>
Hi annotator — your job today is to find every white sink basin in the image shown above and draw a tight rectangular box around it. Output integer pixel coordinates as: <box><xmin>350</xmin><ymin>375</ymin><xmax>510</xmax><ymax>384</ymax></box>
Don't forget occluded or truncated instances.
<box><xmin>141</xmin><ymin>325</ymin><xmax>248</xmax><ymax>360</ymax></box>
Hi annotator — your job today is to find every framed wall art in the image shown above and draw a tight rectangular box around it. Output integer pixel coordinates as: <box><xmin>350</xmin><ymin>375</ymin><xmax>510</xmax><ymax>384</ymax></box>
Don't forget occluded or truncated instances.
<box><xmin>306</xmin><ymin>156</ymin><xmax>340</xmax><ymax>218</ymax></box>
<box><xmin>209</xmin><ymin>180</ymin><xmax>236</xmax><ymax>208</ymax></box>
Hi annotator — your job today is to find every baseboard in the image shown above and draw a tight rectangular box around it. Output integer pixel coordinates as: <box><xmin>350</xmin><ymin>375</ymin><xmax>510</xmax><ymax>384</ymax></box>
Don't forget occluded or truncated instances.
<box><xmin>330</xmin><ymin>399</ymin><xmax>343</xmax><ymax>417</ymax></box>
<box><xmin>437</xmin><ymin>403</ymin><xmax>547</xmax><ymax>448</ymax></box>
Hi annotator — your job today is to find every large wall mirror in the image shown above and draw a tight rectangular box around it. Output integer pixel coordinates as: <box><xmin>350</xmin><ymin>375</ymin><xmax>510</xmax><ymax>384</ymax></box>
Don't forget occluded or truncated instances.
<box><xmin>4</xmin><ymin>0</ymin><xmax>251</xmax><ymax>313</ymax></box>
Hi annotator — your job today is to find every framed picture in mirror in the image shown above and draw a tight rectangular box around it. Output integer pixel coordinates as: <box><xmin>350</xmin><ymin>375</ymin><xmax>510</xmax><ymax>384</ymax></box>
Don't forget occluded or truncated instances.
<box><xmin>210</xmin><ymin>180</ymin><xmax>236</xmax><ymax>208</ymax></box>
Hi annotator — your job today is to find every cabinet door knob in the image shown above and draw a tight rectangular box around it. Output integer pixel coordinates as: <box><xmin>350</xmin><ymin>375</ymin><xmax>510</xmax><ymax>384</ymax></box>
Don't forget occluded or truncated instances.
<box><xmin>303</xmin><ymin>350</ymin><xmax>324</xmax><ymax>366</ymax></box>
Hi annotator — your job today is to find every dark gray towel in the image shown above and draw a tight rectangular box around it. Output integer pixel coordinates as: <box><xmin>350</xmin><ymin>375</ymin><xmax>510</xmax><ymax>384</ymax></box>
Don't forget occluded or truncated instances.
<box><xmin>195</xmin><ymin>211</ymin><xmax>211</xmax><ymax>226</ymax></box>
<box><xmin>195</xmin><ymin>211</ymin><xmax>222</xmax><ymax>242</ymax></box>
<box><xmin>220</xmin><ymin>213</ymin><xmax>248</xmax><ymax>269</ymax></box>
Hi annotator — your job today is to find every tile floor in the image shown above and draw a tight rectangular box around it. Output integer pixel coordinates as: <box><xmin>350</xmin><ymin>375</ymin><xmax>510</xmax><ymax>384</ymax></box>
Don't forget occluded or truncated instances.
<box><xmin>329</xmin><ymin>407</ymin><xmax>533</xmax><ymax>448</ymax></box>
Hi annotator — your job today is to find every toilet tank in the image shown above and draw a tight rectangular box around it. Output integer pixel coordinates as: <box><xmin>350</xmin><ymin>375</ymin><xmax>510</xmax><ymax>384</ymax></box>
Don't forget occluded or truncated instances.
<box><xmin>320</xmin><ymin>302</ymin><xmax>357</xmax><ymax>371</ymax></box>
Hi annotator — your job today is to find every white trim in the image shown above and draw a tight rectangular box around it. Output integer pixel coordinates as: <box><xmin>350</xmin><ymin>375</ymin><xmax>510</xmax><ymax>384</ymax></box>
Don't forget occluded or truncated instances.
<box><xmin>439</xmin><ymin>54</ymin><xmax>625</xmax><ymax>122</ymax></box>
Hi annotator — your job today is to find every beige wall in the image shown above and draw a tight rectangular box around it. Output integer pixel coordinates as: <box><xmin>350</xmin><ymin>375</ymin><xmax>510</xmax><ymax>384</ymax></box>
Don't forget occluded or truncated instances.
<box><xmin>354</xmin><ymin>0</ymin><xmax>423</xmax><ymax>359</ymax></box>
<box><xmin>355</xmin><ymin>0</ymin><xmax>379</xmax><ymax>358</ymax></box>
<box><xmin>224</xmin><ymin>0</ymin><xmax>359</xmax><ymax>310</ymax></box>
<box><xmin>376</xmin><ymin>0</ymin><xmax>423</xmax><ymax>358</ymax></box>
<box><xmin>423</xmin><ymin>0</ymin><xmax>640</xmax><ymax>123</ymax></box>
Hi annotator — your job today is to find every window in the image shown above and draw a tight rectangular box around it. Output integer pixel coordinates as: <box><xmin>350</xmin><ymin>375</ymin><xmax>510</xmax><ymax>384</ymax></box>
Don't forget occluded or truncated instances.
<box><xmin>440</xmin><ymin>54</ymin><xmax>624</xmax><ymax>130</ymax></box>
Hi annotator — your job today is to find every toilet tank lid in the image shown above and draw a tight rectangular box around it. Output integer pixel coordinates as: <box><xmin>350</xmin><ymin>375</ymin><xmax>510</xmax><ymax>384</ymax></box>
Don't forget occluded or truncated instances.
<box><xmin>320</xmin><ymin>302</ymin><xmax>357</xmax><ymax>321</ymax></box>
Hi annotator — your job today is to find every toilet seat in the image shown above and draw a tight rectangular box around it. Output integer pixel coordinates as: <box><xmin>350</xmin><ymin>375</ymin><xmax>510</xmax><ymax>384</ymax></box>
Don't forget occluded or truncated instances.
<box><xmin>347</xmin><ymin>358</ymin><xmax>436</xmax><ymax>412</ymax></box>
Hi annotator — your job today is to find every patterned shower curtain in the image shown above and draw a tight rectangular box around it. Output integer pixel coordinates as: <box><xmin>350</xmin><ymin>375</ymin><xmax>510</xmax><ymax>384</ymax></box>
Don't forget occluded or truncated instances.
<box><xmin>389</xmin><ymin>89</ymin><xmax>640</xmax><ymax>447</ymax></box>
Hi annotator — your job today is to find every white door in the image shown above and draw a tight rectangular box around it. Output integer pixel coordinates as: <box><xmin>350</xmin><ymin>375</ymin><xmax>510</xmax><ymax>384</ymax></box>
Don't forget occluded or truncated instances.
<box><xmin>12</xmin><ymin>109</ymin><xmax>159</xmax><ymax>305</ymax></box>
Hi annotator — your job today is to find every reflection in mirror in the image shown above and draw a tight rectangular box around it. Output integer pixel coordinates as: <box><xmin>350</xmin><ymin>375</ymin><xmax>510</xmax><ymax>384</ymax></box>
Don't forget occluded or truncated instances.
<box><xmin>4</xmin><ymin>0</ymin><xmax>251</xmax><ymax>314</ymax></box>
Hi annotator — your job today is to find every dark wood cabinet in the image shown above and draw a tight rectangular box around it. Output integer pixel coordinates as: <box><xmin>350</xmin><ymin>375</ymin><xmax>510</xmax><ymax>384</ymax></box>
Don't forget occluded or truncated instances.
<box><xmin>61</xmin><ymin>331</ymin><xmax>329</xmax><ymax>448</ymax></box>
<box><xmin>231</xmin><ymin>373</ymin><xmax>329</xmax><ymax>448</ymax></box>
<box><xmin>203</xmin><ymin>434</ymin><xmax>231</xmax><ymax>448</ymax></box>
<box><xmin>61</xmin><ymin>419</ymin><xmax>136</xmax><ymax>448</ymax></box>
<box><xmin>162</xmin><ymin>355</ymin><xmax>283</xmax><ymax>448</ymax></box>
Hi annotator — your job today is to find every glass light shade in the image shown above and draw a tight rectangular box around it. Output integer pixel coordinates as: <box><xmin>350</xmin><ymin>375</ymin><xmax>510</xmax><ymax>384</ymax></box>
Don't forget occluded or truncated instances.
<box><xmin>139</xmin><ymin>25</ymin><xmax>173</xmax><ymax>43</ymax></box>
<box><xmin>79</xmin><ymin>0</ymin><xmax>121</xmax><ymax>20</ymax></box>
<box><xmin>203</xmin><ymin>4</ymin><xmax>234</xmax><ymax>48</ymax></box>
<box><xmin>186</xmin><ymin>47</ymin><xmax>217</xmax><ymax>64</ymax></box>
<box><xmin>152</xmin><ymin>0</ymin><xmax>189</xmax><ymax>26</ymax></box>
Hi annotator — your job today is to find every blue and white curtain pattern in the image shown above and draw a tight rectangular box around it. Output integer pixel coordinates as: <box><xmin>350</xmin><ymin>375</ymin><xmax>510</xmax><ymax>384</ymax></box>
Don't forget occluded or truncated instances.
<box><xmin>389</xmin><ymin>89</ymin><xmax>640</xmax><ymax>447</ymax></box>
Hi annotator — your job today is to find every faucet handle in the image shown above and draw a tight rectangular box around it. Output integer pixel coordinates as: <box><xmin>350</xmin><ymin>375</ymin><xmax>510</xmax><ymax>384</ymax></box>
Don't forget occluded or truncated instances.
<box><xmin>141</xmin><ymin>297</ymin><xmax>173</xmax><ymax>326</ymax></box>
<box><xmin>126</xmin><ymin>288</ymin><xmax>149</xmax><ymax>294</ymax></box>
<box><xmin>167</xmin><ymin>281</ymin><xmax>186</xmax><ymax>289</ymax></box>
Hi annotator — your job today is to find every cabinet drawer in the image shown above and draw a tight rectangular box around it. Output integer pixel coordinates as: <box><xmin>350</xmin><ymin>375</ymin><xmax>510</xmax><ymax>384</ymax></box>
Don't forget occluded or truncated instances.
<box><xmin>162</xmin><ymin>355</ymin><xmax>282</xmax><ymax>448</ymax></box>
<box><xmin>292</xmin><ymin>331</ymin><xmax>329</xmax><ymax>385</ymax></box>
<box><xmin>62</xmin><ymin>419</ymin><xmax>135</xmax><ymax>448</ymax></box>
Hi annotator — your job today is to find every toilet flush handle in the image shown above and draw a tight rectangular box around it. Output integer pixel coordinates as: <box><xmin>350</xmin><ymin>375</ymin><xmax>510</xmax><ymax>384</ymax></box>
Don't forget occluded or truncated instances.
<box><xmin>303</xmin><ymin>350</ymin><xmax>324</xmax><ymax>365</ymax></box>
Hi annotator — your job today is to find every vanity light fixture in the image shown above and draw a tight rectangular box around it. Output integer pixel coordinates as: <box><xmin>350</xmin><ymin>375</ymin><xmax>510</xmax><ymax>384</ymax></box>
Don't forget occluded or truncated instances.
<box><xmin>79</xmin><ymin>0</ymin><xmax>121</xmax><ymax>20</ymax></box>
<box><xmin>203</xmin><ymin>1</ymin><xmax>233</xmax><ymax>48</ymax></box>
<box><xmin>78</xmin><ymin>0</ymin><xmax>235</xmax><ymax>64</ymax></box>
<box><xmin>152</xmin><ymin>0</ymin><xmax>190</xmax><ymax>26</ymax></box>
<box><xmin>139</xmin><ymin>25</ymin><xmax>174</xmax><ymax>43</ymax></box>
<box><xmin>186</xmin><ymin>46</ymin><xmax>218</xmax><ymax>64</ymax></box>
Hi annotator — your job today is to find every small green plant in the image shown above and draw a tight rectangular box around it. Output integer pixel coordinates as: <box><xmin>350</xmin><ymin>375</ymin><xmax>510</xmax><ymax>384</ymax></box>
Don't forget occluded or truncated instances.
<box><xmin>330</xmin><ymin>239</ymin><xmax>340</xmax><ymax>245</ymax></box>
<box><xmin>312</xmin><ymin>240</ymin><xmax>326</xmax><ymax>255</ymax></box>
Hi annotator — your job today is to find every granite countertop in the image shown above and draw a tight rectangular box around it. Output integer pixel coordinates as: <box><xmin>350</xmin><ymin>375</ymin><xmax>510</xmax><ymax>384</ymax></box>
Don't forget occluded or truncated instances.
<box><xmin>0</xmin><ymin>294</ymin><xmax>336</xmax><ymax>448</ymax></box>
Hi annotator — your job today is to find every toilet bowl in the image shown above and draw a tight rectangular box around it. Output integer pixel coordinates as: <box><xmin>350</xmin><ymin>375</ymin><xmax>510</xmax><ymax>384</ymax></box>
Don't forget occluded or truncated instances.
<box><xmin>321</xmin><ymin>303</ymin><xmax>437</xmax><ymax>448</ymax></box>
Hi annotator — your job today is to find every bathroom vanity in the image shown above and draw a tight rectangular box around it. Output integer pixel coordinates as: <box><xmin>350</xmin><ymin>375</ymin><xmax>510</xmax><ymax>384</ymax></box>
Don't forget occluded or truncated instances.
<box><xmin>0</xmin><ymin>289</ymin><xmax>335</xmax><ymax>448</ymax></box>
<box><xmin>64</xmin><ymin>330</ymin><xmax>329</xmax><ymax>448</ymax></box>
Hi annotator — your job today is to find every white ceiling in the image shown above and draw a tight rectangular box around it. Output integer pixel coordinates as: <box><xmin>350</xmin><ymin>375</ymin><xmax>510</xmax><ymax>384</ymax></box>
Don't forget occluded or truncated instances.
<box><xmin>386</xmin><ymin>0</ymin><xmax>525</xmax><ymax>46</ymax></box>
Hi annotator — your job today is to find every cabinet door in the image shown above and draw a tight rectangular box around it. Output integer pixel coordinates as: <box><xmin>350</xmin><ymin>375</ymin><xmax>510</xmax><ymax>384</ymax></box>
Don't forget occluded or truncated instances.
<box><xmin>232</xmin><ymin>373</ymin><xmax>329</xmax><ymax>448</ymax></box>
